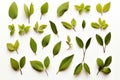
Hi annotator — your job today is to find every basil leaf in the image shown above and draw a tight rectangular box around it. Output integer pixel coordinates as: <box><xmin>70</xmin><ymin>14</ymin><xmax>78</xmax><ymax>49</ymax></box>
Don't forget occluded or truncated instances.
<box><xmin>104</xmin><ymin>56</ymin><xmax>112</xmax><ymax>67</ymax></box>
<box><xmin>84</xmin><ymin>63</ymin><xmax>90</xmax><ymax>74</ymax></box>
<box><xmin>102</xmin><ymin>67</ymin><xmax>111</xmax><ymax>74</ymax></box>
<box><xmin>84</xmin><ymin>5</ymin><xmax>90</xmax><ymax>12</ymax></box>
<box><xmin>96</xmin><ymin>3</ymin><xmax>102</xmax><ymax>14</ymax></box>
<box><xmin>71</xmin><ymin>18</ymin><xmax>76</xmax><ymax>27</ymax></box>
<box><xmin>103</xmin><ymin>2</ymin><xmax>111</xmax><ymax>13</ymax></box>
<box><xmin>30</xmin><ymin>3</ymin><xmax>34</xmax><ymax>16</ymax></box>
<box><xmin>97</xmin><ymin>58</ymin><xmax>104</xmax><ymax>67</ymax></box>
<box><xmin>9</xmin><ymin>2</ymin><xmax>18</xmax><ymax>20</ymax></box>
<box><xmin>76</xmin><ymin>36</ymin><xmax>84</xmax><ymax>48</ymax></box>
<box><xmin>20</xmin><ymin>56</ymin><xmax>26</xmax><ymax>68</ymax></box>
<box><xmin>10</xmin><ymin>58</ymin><xmax>19</xmax><ymax>71</ymax></box>
<box><xmin>96</xmin><ymin>34</ymin><xmax>103</xmax><ymax>46</ymax></box>
<box><xmin>53</xmin><ymin>41</ymin><xmax>61</xmax><ymax>56</ymax></box>
<box><xmin>91</xmin><ymin>22</ymin><xmax>100</xmax><ymax>29</ymax></box>
<box><xmin>8</xmin><ymin>24</ymin><xmax>15</xmax><ymax>36</ymax></box>
<box><xmin>30</xmin><ymin>60</ymin><xmax>44</xmax><ymax>71</ymax></box>
<box><xmin>61</xmin><ymin>21</ymin><xmax>72</xmax><ymax>29</ymax></box>
<box><xmin>14</xmin><ymin>40</ymin><xmax>19</xmax><ymax>50</ymax></box>
<box><xmin>24</xmin><ymin>4</ymin><xmax>30</xmax><ymax>18</ymax></box>
<box><xmin>85</xmin><ymin>37</ymin><xmax>92</xmax><ymax>49</ymax></box>
<box><xmin>74</xmin><ymin>63</ymin><xmax>82</xmax><ymax>75</ymax></box>
<box><xmin>105</xmin><ymin>32</ymin><xmax>111</xmax><ymax>46</ymax></box>
<box><xmin>30</xmin><ymin>38</ymin><xmax>37</xmax><ymax>55</ymax></box>
<box><xmin>7</xmin><ymin>43</ymin><xmax>15</xmax><ymax>51</ymax></box>
<box><xmin>57</xmin><ymin>2</ymin><xmax>69</xmax><ymax>17</ymax></box>
<box><xmin>41</xmin><ymin>2</ymin><xmax>48</xmax><ymax>15</ymax></box>
<box><xmin>49</xmin><ymin>21</ymin><xmax>58</xmax><ymax>35</ymax></box>
<box><xmin>57</xmin><ymin>54</ymin><xmax>74</xmax><ymax>74</ymax></box>
<box><xmin>44</xmin><ymin>56</ymin><xmax>50</xmax><ymax>69</ymax></box>
<box><xmin>82</xmin><ymin>20</ymin><xmax>86</xmax><ymax>29</ymax></box>
<box><xmin>42</xmin><ymin>34</ymin><xmax>51</xmax><ymax>47</ymax></box>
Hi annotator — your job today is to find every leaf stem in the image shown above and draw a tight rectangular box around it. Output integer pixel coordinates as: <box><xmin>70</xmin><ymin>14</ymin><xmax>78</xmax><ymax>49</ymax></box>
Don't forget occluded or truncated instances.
<box><xmin>56</xmin><ymin>71</ymin><xmax>59</xmax><ymax>75</ymax></box>
<box><xmin>28</xmin><ymin>17</ymin><xmax>30</xmax><ymax>23</ymax></box>
<box><xmin>73</xmin><ymin>28</ymin><xmax>76</xmax><ymax>32</ymax></box>
<box><xmin>97</xmin><ymin>70</ymin><xmax>100</xmax><ymax>75</ymax></box>
<box><xmin>82</xmin><ymin>49</ymin><xmax>86</xmax><ymax>62</ymax></box>
<box><xmin>103</xmin><ymin>45</ymin><xmax>106</xmax><ymax>53</ymax></box>
<box><xmin>20</xmin><ymin>68</ymin><xmax>23</xmax><ymax>75</ymax></box>
<box><xmin>40</xmin><ymin>15</ymin><xmax>42</xmax><ymax>20</ymax></box>
<box><xmin>16</xmin><ymin>50</ymin><xmax>19</xmax><ymax>54</ymax></box>
<box><xmin>45</xmin><ymin>69</ymin><xmax>48</xmax><ymax>76</ymax></box>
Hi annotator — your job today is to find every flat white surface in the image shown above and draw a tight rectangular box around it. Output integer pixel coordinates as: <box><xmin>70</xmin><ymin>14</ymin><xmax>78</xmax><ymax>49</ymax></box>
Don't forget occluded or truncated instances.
<box><xmin>0</xmin><ymin>0</ymin><xmax>119</xmax><ymax>80</ymax></box>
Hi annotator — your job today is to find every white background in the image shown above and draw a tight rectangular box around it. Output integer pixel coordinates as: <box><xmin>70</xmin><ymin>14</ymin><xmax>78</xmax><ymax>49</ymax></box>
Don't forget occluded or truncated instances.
<box><xmin>0</xmin><ymin>0</ymin><xmax>119</xmax><ymax>80</ymax></box>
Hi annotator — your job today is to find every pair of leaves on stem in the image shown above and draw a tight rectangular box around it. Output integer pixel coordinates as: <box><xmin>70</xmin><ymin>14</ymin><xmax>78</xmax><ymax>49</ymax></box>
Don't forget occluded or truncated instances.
<box><xmin>40</xmin><ymin>2</ymin><xmax>49</xmax><ymax>19</ymax></box>
<box><xmin>96</xmin><ymin>2</ymin><xmax>111</xmax><ymax>15</ymax></box>
<box><xmin>57</xmin><ymin>2</ymin><xmax>69</xmax><ymax>17</ymax></box>
<box><xmin>96</xmin><ymin>32</ymin><xmax>111</xmax><ymax>53</ymax></box>
<box><xmin>9</xmin><ymin>2</ymin><xmax>18</xmax><ymax>20</ymax></box>
<box><xmin>24</xmin><ymin>3</ymin><xmax>34</xmax><ymax>23</ymax></box>
<box><xmin>53</xmin><ymin>41</ymin><xmax>61</xmax><ymax>57</ymax></box>
<box><xmin>30</xmin><ymin>56</ymin><xmax>50</xmax><ymax>76</ymax></box>
<box><xmin>76</xmin><ymin>37</ymin><xmax>92</xmax><ymax>62</ymax></box>
<box><xmin>18</xmin><ymin>24</ymin><xmax>30</xmax><ymax>35</ymax></box>
<box><xmin>34</xmin><ymin>21</ymin><xmax>47</xmax><ymax>33</ymax></box>
<box><xmin>97</xmin><ymin>56</ymin><xmax>112</xmax><ymax>75</ymax></box>
<box><xmin>10</xmin><ymin>56</ymin><xmax>26</xmax><ymax>75</ymax></box>
<box><xmin>7</xmin><ymin>40</ymin><xmax>19</xmax><ymax>54</ymax></box>
<box><xmin>8</xmin><ymin>24</ymin><xmax>15</xmax><ymax>36</ymax></box>
<box><xmin>57</xmin><ymin>54</ymin><xmax>74</xmax><ymax>74</ymax></box>
<box><xmin>75</xmin><ymin>3</ymin><xmax>90</xmax><ymax>14</ymax></box>
<box><xmin>91</xmin><ymin>18</ymin><xmax>108</xmax><ymax>30</ymax></box>
<box><xmin>61</xmin><ymin>18</ymin><xmax>76</xmax><ymax>31</ymax></box>
<box><xmin>74</xmin><ymin>63</ymin><xmax>90</xmax><ymax>75</ymax></box>
<box><xmin>66</xmin><ymin>35</ymin><xmax>72</xmax><ymax>50</ymax></box>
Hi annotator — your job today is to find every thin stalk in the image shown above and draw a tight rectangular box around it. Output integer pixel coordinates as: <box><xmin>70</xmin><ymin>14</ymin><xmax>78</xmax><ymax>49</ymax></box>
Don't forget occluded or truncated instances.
<box><xmin>73</xmin><ymin>28</ymin><xmax>76</xmax><ymax>32</ymax></box>
<box><xmin>56</xmin><ymin>71</ymin><xmax>59</xmax><ymax>75</ymax></box>
<box><xmin>97</xmin><ymin>70</ymin><xmax>100</xmax><ymax>75</ymax></box>
<box><xmin>103</xmin><ymin>45</ymin><xmax>106</xmax><ymax>53</ymax></box>
<box><xmin>40</xmin><ymin>15</ymin><xmax>42</xmax><ymax>20</ymax></box>
<box><xmin>82</xmin><ymin>49</ymin><xmax>86</xmax><ymax>62</ymax></box>
<box><xmin>45</xmin><ymin>69</ymin><xmax>48</xmax><ymax>76</ymax></box>
<box><xmin>15</xmin><ymin>50</ymin><xmax>19</xmax><ymax>54</ymax></box>
<box><xmin>20</xmin><ymin>68</ymin><xmax>23</xmax><ymax>75</ymax></box>
<box><xmin>28</xmin><ymin>17</ymin><xmax>30</xmax><ymax>23</ymax></box>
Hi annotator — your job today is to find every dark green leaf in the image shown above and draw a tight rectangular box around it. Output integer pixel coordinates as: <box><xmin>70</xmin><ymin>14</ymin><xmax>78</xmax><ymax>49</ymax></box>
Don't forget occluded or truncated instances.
<box><xmin>104</xmin><ymin>56</ymin><xmax>112</xmax><ymax>67</ymax></box>
<box><xmin>74</xmin><ymin>63</ymin><xmax>82</xmax><ymax>75</ymax></box>
<box><xmin>57</xmin><ymin>2</ymin><xmax>69</xmax><ymax>17</ymax></box>
<box><xmin>84</xmin><ymin>63</ymin><xmax>90</xmax><ymax>74</ymax></box>
<box><xmin>102</xmin><ymin>67</ymin><xmax>111</xmax><ymax>74</ymax></box>
<box><xmin>96</xmin><ymin>34</ymin><xmax>103</xmax><ymax>46</ymax></box>
<box><xmin>85</xmin><ymin>37</ymin><xmax>91</xmax><ymax>49</ymax></box>
<box><xmin>61</xmin><ymin>21</ymin><xmax>72</xmax><ymax>29</ymax></box>
<box><xmin>42</xmin><ymin>34</ymin><xmax>51</xmax><ymax>47</ymax></box>
<box><xmin>41</xmin><ymin>2</ymin><xmax>48</xmax><ymax>15</ymax></box>
<box><xmin>10</xmin><ymin>58</ymin><xmax>19</xmax><ymax>71</ymax></box>
<box><xmin>53</xmin><ymin>41</ymin><xmax>61</xmax><ymax>56</ymax></box>
<box><xmin>105</xmin><ymin>32</ymin><xmax>111</xmax><ymax>45</ymax></box>
<box><xmin>82</xmin><ymin>20</ymin><xmax>86</xmax><ymax>29</ymax></box>
<box><xmin>9</xmin><ymin>2</ymin><xmax>18</xmax><ymax>19</ymax></box>
<box><xmin>20</xmin><ymin>56</ymin><xmax>26</xmax><ymax>68</ymax></box>
<box><xmin>103</xmin><ymin>2</ymin><xmax>111</xmax><ymax>13</ymax></box>
<box><xmin>97</xmin><ymin>58</ymin><xmax>104</xmax><ymax>67</ymax></box>
<box><xmin>44</xmin><ymin>56</ymin><xmax>50</xmax><ymax>69</ymax></box>
<box><xmin>30</xmin><ymin>38</ymin><xmax>37</xmax><ymax>54</ymax></box>
<box><xmin>76</xmin><ymin>36</ymin><xmax>84</xmax><ymax>48</ymax></box>
<box><xmin>49</xmin><ymin>21</ymin><xmax>58</xmax><ymax>35</ymax></box>
<box><xmin>30</xmin><ymin>60</ymin><xmax>44</xmax><ymax>71</ymax></box>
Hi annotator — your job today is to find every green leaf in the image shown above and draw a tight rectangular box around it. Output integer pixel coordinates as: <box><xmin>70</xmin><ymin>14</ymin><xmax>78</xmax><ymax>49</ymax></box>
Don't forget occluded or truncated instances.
<box><xmin>57</xmin><ymin>2</ymin><xmax>69</xmax><ymax>17</ymax></box>
<box><xmin>74</xmin><ymin>5</ymin><xmax>80</xmax><ymax>11</ymax></box>
<box><xmin>30</xmin><ymin>38</ymin><xmax>37</xmax><ymax>54</ymax></box>
<box><xmin>76</xmin><ymin>36</ymin><xmax>84</xmax><ymax>48</ymax></box>
<box><xmin>7</xmin><ymin>43</ymin><xmax>15</xmax><ymax>51</ymax></box>
<box><xmin>57</xmin><ymin>54</ymin><xmax>74</xmax><ymax>73</ymax></box>
<box><xmin>104</xmin><ymin>56</ymin><xmax>112</xmax><ymax>67</ymax></box>
<box><xmin>105</xmin><ymin>32</ymin><xmax>111</xmax><ymax>45</ymax></box>
<box><xmin>78</xmin><ymin>3</ymin><xmax>84</xmax><ymax>14</ymax></box>
<box><xmin>14</xmin><ymin>40</ymin><xmax>19</xmax><ymax>50</ymax></box>
<box><xmin>30</xmin><ymin>3</ymin><xmax>34</xmax><ymax>16</ymax></box>
<box><xmin>38</xmin><ymin>24</ymin><xmax>47</xmax><ymax>33</ymax></box>
<box><xmin>84</xmin><ymin>63</ymin><xmax>90</xmax><ymax>74</ymax></box>
<box><xmin>61</xmin><ymin>21</ymin><xmax>72</xmax><ymax>29</ymax></box>
<box><xmin>96</xmin><ymin>34</ymin><xmax>103</xmax><ymax>46</ymax></box>
<box><xmin>74</xmin><ymin>63</ymin><xmax>82</xmax><ymax>75</ymax></box>
<box><xmin>103</xmin><ymin>2</ymin><xmax>111</xmax><ymax>13</ymax></box>
<box><xmin>20</xmin><ymin>56</ymin><xmax>26</xmax><ymax>68</ymax></box>
<box><xmin>8</xmin><ymin>24</ymin><xmax>15</xmax><ymax>36</ymax></box>
<box><xmin>9</xmin><ymin>2</ymin><xmax>18</xmax><ymax>20</ymax></box>
<box><xmin>85</xmin><ymin>37</ymin><xmax>92</xmax><ymax>49</ymax></box>
<box><xmin>10</xmin><ymin>58</ymin><xmax>19</xmax><ymax>71</ymax></box>
<box><xmin>24</xmin><ymin>26</ymin><xmax>30</xmax><ymax>33</ymax></box>
<box><xmin>24</xmin><ymin>4</ymin><xmax>30</xmax><ymax>18</ymax></box>
<box><xmin>34</xmin><ymin>21</ymin><xmax>39</xmax><ymax>32</ymax></box>
<box><xmin>82</xmin><ymin>20</ymin><xmax>86</xmax><ymax>29</ymax></box>
<box><xmin>97</xmin><ymin>58</ymin><xmax>104</xmax><ymax>67</ymax></box>
<box><xmin>71</xmin><ymin>18</ymin><xmax>76</xmax><ymax>27</ymax></box>
<box><xmin>67</xmin><ymin>35</ymin><xmax>71</xmax><ymax>42</ymax></box>
<box><xmin>30</xmin><ymin>60</ymin><xmax>44</xmax><ymax>71</ymax></box>
<box><xmin>84</xmin><ymin>5</ymin><xmax>90</xmax><ymax>12</ymax></box>
<box><xmin>42</xmin><ymin>34</ymin><xmax>51</xmax><ymax>47</ymax></box>
<box><xmin>49</xmin><ymin>21</ymin><xmax>58</xmax><ymax>35</ymax></box>
<box><xmin>41</xmin><ymin>2</ymin><xmax>48</xmax><ymax>15</ymax></box>
<box><xmin>91</xmin><ymin>22</ymin><xmax>100</xmax><ymax>29</ymax></box>
<box><xmin>53</xmin><ymin>41</ymin><xmax>61</xmax><ymax>56</ymax></box>
<box><xmin>102</xmin><ymin>67</ymin><xmax>111</xmax><ymax>74</ymax></box>
<box><xmin>96</xmin><ymin>3</ymin><xmax>102</xmax><ymax>14</ymax></box>
<box><xmin>44</xmin><ymin>56</ymin><xmax>50</xmax><ymax>69</ymax></box>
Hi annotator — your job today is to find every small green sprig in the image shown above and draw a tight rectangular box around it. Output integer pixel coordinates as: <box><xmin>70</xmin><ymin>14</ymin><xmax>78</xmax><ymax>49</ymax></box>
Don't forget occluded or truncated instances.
<box><xmin>18</xmin><ymin>24</ymin><xmax>30</xmax><ymax>35</ymax></box>
<box><xmin>66</xmin><ymin>35</ymin><xmax>72</xmax><ymax>50</ymax></box>
<box><xmin>8</xmin><ymin>24</ymin><xmax>15</xmax><ymax>36</ymax></box>
<box><xmin>96</xmin><ymin>56</ymin><xmax>112</xmax><ymax>75</ymax></box>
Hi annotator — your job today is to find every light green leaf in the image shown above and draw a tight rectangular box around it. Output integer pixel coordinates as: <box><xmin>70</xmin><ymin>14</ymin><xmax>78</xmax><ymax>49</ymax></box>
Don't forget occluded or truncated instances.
<box><xmin>14</xmin><ymin>40</ymin><xmax>19</xmax><ymax>51</ymax></box>
<box><xmin>82</xmin><ymin>20</ymin><xmax>86</xmax><ymax>29</ymax></box>
<box><xmin>44</xmin><ymin>56</ymin><xmax>50</xmax><ymax>69</ymax></box>
<box><xmin>10</xmin><ymin>58</ymin><xmax>19</xmax><ymax>71</ymax></box>
<box><xmin>85</xmin><ymin>37</ymin><xmax>92</xmax><ymax>49</ymax></box>
<box><xmin>9</xmin><ymin>2</ymin><xmax>18</xmax><ymax>20</ymax></box>
<box><xmin>24</xmin><ymin>26</ymin><xmax>30</xmax><ymax>33</ymax></box>
<box><xmin>97</xmin><ymin>58</ymin><xmax>104</xmax><ymax>67</ymax></box>
<box><xmin>30</xmin><ymin>38</ymin><xmax>37</xmax><ymax>54</ymax></box>
<box><xmin>20</xmin><ymin>56</ymin><xmax>26</xmax><ymax>68</ymax></box>
<box><xmin>96</xmin><ymin>34</ymin><xmax>103</xmax><ymax>46</ymax></box>
<box><xmin>71</xmin><ymin>18</ymin><xmax>76</xmax><ymax>27</ymax></box>
<box><xmin>34</xmin><ymin>21</ymin><xmax>39</xmax><ymax>32</ymax></box>
<box><xmin>42</xmin><ymin>34</ymin><xmax>51</xmax><ymax>47</ymax></box>
<box><xmin>91</xmin><ymin>22</ymin><xmax>100</xmax><ymax>29</ymax></box>
<box><xmin>103</xmin><ymin>2</ymin><xmax>111</xmax><ymax>13</ymax></box>
<box><xmin>61</xmin><ymin>21</ymin><xmax>72</xmax><ymax>29</ymax></box>
<box><xmin>24</xmin><ymin>4</ymin><xmax>30</xmax><ymax>18</ymax></box>
<box><xmin>30</xmin><ymin>3</ymin><xmax>34</xmax><ymax>15</ymax></box>
<box><xmin>38</xmin><ymin>24</ymin><xmax>47</xmax><ymax>33</ymax></box>
<box><xmin>30</xmin><ymin>60</ymin><xmax>44</xmax><ymax>71</ymax></box>
<box><xmin>105</xmin><ymin>32</ymin><xmax>111</xmax><ymax>46</ymax></box>
<box><xmin>8</xmin><ymin>24</ymin><xmax>15</xmax><ymax>36</ymax></box>
<box><xmin>76</xmin><ymin>36</ymin><xmax>84</xmax><ymax>48</ymax></box>
<box><xmin>74</xmin><ymin>63</ymin><xmax>82</xmax><ymax>75</ymax></box>
<box><xmin>104</xmin><ymin>56</ymin><xmax>112</xmax><ymax>67</ymax></box>
<box><xmin>84</xmin><ymin>5</ymin><xmax>90</xmax><ymax>12</ymax></box>
<box><xmin>53</xmin><ymin>41</ymin><xmax>61</xmax><ymax>56</ymax></box>
<box><xmin>74</xmin><ymin>5</ymin><xmax>80</xmax><ymax>11</ymax></box>
<box><xmin>7</xmin><ymin>43</ymin><xmax>15</xmax><ymax>51</ymax></box>
<box><xmin>79</xmin><ymin>3</ymin><xmax>84</xmax><ymax>14</ymax></box>
<box><xmin>67</xmin><ymin>35</ymin><xmax>71</xmax><ymax>42</ymax></box>
<box><xmin>49</xmin><ymin>21</ymin><xmax>58</xmax><ymax>35</ymax></box>
<box><xmin>57</xmin><ymin>2</ymin><xmax>69</xmax><ymax>17</ymax></box>
<box><xmin>41</xmin><ymin>2</ymin><xmax>48</xmax><ymax>15</ymax></box>
<box><xmin>57</xmin><ymin>54</ymin><xmax>74</xmax><ymax>74</ymax></box>
<box><xmin>96</xmin><ymin>3</ymin><xmax>102</xmax><ymax>14</ymax></box>
<box><xmin>102</xmin><ymin>67</ymin><xmax>111</xmax><ymax>74</ymax></box>
<box><xmin>84</xmin><ymin>63</ymin><xmax>90</xmax><ymax>74</ymax></box>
